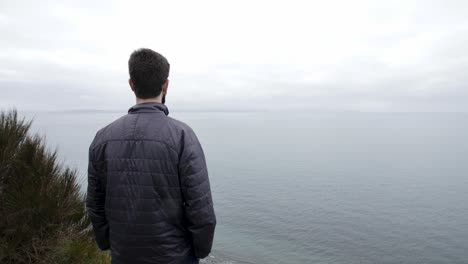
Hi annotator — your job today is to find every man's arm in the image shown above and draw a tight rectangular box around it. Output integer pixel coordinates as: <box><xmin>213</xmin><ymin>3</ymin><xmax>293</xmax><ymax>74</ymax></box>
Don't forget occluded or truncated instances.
<box><xmin>179</xmin><ymin>130</ymin><xmax>216</xmax><ymax>259</ymax></box>
<box><xmin>86</xmin><ymin>144</ymin><xmax>110</xmax><ymax>250</ymax></box>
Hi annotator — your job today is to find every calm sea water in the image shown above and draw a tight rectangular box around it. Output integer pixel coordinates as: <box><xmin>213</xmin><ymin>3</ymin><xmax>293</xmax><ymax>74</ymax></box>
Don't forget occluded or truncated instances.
<box><xmin>26</xmin><ymin>111</ymin><xmax>468</xmax><ymax>264</ymax></box>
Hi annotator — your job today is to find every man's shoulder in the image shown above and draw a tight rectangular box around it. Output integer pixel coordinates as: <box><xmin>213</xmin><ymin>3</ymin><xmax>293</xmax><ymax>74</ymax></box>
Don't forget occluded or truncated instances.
<box><xmin>90</xmin><ymin>114</ymin><xmax>198</xmax><ymax>149</ymax></box>
<box><xmin>166</xmin><ymin>116</ymin><xmax>194</xmax><ymax>134</ymax></box>
<box><xmin>165</xmin><ymin>116</ymin><xmax>200</xmax><ymax>147</ymax></box>
<box><xmin>90</xmin><ymin>114</ymin><xmax>130</xmax><ymax>149</ymax></box>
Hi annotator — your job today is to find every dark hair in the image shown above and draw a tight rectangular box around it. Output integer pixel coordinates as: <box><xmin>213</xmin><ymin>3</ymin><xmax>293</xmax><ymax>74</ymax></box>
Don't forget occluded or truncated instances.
<box><xmin>128</xmin><ymin>48</ymin><xmax>170</xmax><ymax>99</ymax></box>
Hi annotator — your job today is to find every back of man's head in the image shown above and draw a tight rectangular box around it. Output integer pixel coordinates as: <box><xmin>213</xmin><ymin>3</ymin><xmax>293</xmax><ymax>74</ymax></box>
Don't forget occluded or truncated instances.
<box><xmin>128</xmin><ymin>48</ymin><xmax>170</xmax><ymax>99</ymax></box>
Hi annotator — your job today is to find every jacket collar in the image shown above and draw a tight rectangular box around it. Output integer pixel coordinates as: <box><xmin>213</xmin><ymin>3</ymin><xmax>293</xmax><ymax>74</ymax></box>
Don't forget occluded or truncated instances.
<box><xmin>128</xmin><ymin>102</ymin><xmax>169</xmax><ymax>115</ymax></box>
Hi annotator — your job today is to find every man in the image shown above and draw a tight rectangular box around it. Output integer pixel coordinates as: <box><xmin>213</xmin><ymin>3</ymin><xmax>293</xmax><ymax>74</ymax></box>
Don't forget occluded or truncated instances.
<box><xmin>86</xmin><ymin>48</ymin><xmax>216</xmax><ymax>264</ymax></box>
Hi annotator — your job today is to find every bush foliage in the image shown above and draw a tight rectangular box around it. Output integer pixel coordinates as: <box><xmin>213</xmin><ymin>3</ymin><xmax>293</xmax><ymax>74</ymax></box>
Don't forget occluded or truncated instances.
<box><xmin>0</xmin><ymin>110</ymin><xmax>110</xmax><ymax>263</ymax></box>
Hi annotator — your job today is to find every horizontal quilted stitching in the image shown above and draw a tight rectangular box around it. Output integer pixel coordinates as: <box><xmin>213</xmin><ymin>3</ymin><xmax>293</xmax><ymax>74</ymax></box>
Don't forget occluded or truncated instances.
<box><xmin>86</xmin><ymin>102</ymin><xmax>216</xmax><ymax>263</ymax></box>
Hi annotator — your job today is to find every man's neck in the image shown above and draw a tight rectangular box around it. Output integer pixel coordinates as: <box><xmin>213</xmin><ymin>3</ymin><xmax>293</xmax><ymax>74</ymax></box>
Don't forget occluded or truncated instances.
<box><xmin>136</xmin><ymin>97</ymin><xmax>162</xmax><ymax>104</ymax></box>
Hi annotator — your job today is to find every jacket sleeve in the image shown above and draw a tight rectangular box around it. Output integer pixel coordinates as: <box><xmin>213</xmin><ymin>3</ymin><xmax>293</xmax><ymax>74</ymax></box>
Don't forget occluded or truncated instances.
<box><xmin>179</xmin><ymin>130</ymin><xmax>216</xmax><ymax>259</ymax></box>
<box><xmin>86</xmin><ymin>143</ymin><xmax>110</xmax><ymax>250</ymax></box>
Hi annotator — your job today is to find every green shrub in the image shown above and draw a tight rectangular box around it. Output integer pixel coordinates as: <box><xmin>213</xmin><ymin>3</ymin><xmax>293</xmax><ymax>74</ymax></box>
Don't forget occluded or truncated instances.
<box><xmin>0</xmin><ymin>110</ymin><xmax>109</xmax><ymax>263</ymax></box>
<box><xmin>51</xmin><ymin>231</ymin><xmax>111</xmax><ymax>264</ymax></box>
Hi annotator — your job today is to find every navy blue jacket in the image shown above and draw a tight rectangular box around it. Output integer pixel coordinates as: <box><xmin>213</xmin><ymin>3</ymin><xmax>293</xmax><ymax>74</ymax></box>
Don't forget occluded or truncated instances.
<box><xmin>86</xmin><ymin>102</ymin><xmax>216</xmax><ymax>264</ymax></box>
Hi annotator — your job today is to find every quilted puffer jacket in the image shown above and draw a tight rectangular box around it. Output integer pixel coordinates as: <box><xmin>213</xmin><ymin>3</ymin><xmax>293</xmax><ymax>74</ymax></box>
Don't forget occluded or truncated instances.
<box><xmin>86</xmin><ymin>102</ymin><xmax>216</xmax><ymax>264</ymax></box>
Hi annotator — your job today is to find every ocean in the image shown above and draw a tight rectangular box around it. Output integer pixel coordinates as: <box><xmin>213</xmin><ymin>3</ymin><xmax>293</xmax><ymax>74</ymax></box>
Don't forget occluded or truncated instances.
<box><xmin>26</xmin><ymin>110</ymin><xmax>468</xmax><ymax>264</ymax></box>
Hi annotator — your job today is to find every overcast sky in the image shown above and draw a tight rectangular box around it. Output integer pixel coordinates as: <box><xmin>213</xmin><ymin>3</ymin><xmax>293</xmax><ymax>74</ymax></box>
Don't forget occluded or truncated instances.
<box><xmin>1</xmin><ymin>0</ymin><xmax>468</xmax><ymax>112</ymax></box>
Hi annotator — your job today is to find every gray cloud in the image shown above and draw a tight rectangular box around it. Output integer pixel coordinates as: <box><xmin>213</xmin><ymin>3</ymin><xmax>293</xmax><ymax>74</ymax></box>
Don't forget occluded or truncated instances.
<box><xmin>1</xmin><ymin>0</ymin><xmax>468</xmax><ymax>112</ymax></box>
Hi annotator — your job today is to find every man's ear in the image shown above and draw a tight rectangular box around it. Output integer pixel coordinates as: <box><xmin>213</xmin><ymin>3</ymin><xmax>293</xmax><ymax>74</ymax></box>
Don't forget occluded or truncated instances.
<box><xmin>129</xmin><ymin>79</ymin><xmax>135</xmax><ymax>92</ymax></box>
<box><xmin>162</xmin><ymin>79</ymin><xmax>169</xmax><ymax>95</ymax></box>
